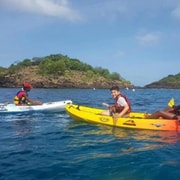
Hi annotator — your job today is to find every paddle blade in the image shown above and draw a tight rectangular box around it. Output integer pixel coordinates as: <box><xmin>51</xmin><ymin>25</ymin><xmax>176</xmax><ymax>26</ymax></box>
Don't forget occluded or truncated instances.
<box><xmin>168</xmin><ymin>98</ymin><xmax>175</xmax><ymax>107</ymax></box>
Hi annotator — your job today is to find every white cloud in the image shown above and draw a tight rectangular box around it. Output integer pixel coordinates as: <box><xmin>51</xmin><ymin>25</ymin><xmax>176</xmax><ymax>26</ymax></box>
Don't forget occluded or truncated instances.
<box><xmin>97</xmin><ymin>1</ymin><xmax>127</xmax><ymax>20</ymax></box>
<box><xmin>0</xmin><ymin>0</ymin><xmax>81</xmax><ymax>22</ymax></box>
<box><xmin>136</xmin><ymin>32</ymin><xmax>161</xmax><ymax>46</ymax></box>
<box><xmin>172</xmin><ymin>5</ymin><xmax>180</xmax><ymax>19</ymax></box>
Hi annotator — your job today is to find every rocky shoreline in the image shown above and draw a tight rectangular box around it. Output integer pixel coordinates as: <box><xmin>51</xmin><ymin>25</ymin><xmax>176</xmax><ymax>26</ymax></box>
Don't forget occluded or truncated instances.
<box><xmin>0</xmin><ymin>68</ymin><xmax>130</xmax><ymax>89</ymax></box>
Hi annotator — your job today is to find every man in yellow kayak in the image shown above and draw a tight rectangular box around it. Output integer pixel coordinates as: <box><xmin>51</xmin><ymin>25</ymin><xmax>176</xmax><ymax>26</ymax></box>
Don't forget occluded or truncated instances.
<box><xmin>146</xmin><ymin>105</ymin><xmax>180</xmax><ymax>120</ymax></box>
<box><xmin>146</xmin><ymin>98</ymin><xmax>180</xmax><ymax>120</ymax></box>
<box><xmin>14</xmin><ymin>82</ymin><xmax>43</xmax><ymax>106</ymax></box>
<box><xmin>101</xmin><ymin>86</ymin><xmax>131</xmax><ymax>120</ymax></box>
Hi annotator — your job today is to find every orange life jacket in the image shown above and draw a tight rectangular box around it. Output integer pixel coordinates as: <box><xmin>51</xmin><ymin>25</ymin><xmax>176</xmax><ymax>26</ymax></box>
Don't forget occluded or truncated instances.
<box><xmin>14</xmin><ymin>90</ymin><xmax>29</xmax><ymax>105</ymax></box>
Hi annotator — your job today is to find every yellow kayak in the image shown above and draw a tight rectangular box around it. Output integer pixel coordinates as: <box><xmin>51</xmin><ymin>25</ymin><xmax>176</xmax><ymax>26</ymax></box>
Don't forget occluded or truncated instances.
<box><xmin>66</xmin><ymin>104</ymin><xmax>180</xmax><ymax>131</ymax></box>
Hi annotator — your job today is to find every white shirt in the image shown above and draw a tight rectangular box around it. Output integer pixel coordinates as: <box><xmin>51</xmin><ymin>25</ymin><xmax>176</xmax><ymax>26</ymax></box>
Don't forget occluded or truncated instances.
<box><xmin>117</xmin><ymin>96</ymin><xmax>127</xmax><ymax>106</ymax></box>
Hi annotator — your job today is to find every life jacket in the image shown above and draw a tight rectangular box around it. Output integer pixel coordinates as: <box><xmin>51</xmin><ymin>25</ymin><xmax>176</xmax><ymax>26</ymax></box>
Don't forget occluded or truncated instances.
<box><xmin>114</xmin><ymin>94</ymin><xmax>131</xmax><ymax>114</ymax></box>
<box><xmin>14</xmin><ymin>90</ymin><xmax>29</xmax><ymax>105</ymax></box>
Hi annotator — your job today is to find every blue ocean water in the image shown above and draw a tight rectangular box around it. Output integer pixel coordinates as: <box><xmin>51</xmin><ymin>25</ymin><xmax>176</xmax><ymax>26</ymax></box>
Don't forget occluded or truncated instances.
<box><xmin>0</xmin><ymin>88</ymin><xmax>180</xmax><ymax>180</ymax></box>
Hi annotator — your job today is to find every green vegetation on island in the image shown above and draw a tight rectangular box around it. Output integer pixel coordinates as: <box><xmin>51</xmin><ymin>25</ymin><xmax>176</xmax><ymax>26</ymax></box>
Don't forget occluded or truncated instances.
<box><xmin>1</xmin><ymin>54</ymin><xmax>179</xmax><ymax>89</ymax></box>
<box><xmin>0</xmin><ymin>54</ymin><xmax>131</xmax><ymax>88</ymax></box>
<box><xmin>145</xmin><ymin>73</ymin><xmax>180</xmax><ymax>89</ymax></box>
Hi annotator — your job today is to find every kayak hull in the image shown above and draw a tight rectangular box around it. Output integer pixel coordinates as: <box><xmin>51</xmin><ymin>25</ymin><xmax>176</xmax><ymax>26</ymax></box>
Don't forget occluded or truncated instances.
<box><xmin>66</xmin><ymin>104</ymin><xmax>180</xmax><ymax>131</ymax></box>
<box><xmin>0</xmin><ymin>100</ymin><xmax>72</xmax><ymax>114</ymax></box>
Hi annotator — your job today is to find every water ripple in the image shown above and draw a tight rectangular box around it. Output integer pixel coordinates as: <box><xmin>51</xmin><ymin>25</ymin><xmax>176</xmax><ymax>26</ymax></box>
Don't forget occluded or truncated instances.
<box><xmin>1</xmin><ymin>88</ymin><xmax>180</xmax><ymax>179</ymax></box>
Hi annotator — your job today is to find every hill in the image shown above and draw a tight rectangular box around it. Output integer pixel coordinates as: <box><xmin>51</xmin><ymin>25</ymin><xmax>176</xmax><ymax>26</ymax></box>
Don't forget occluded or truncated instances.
<box><xmin>144</xmin><ymin>73</ymin><xmax>180</xmax><ymax>89</ymax></box>
<box><xmin>0</xmin><ymin>54</ymin><xmax>132</xmax><ymax>89</ymax></box>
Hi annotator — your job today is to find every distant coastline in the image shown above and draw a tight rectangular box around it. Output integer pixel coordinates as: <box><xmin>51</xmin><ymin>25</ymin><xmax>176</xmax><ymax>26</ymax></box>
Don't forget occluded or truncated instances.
<box><xmin>0</xmin><ymin>54</ymin><xmax>179</xmax><ymax>89</ymax></box>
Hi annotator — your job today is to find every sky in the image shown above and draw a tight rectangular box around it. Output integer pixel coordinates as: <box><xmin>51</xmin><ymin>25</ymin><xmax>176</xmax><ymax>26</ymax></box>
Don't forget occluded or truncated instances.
<box><xmin>0</xmin><ymin>0</ymin><xmax>180</xmax><ymax>86</ymax></box>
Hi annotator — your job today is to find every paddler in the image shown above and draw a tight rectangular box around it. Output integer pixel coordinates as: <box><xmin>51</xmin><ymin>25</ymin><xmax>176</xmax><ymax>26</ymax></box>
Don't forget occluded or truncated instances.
<box><xmin>14</xmin><ymin>82</ymin><xmax>43</xmax><ymax>105</ymax></box>
<box><xmin>101</xmin><ymin>86</ymin><xmax>131</xmax><ymax>121</ymax></box>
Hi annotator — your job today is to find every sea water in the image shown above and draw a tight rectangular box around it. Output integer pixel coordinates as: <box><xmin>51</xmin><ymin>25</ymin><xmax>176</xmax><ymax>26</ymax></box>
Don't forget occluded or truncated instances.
<box><xmin>0</xmin><ymin>88</ymin><xmax>180</xmax><ymax>180</ymax></box>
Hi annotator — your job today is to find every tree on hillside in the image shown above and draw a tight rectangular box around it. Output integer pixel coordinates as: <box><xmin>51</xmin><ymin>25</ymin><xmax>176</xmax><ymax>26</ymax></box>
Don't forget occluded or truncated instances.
<box><xmin>32</xmin><ymin>57</ymin><xmax>44</xmax><ymax>65</ymax></box>
<box><xmin>39</xmin><ymin>59</ymin><xmax>66</xmax><ymax>75</ymax></box>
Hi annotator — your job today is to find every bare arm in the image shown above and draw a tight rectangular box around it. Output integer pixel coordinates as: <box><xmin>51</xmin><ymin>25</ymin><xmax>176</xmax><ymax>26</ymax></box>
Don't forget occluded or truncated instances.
<box><xmin>26</xmin><ymin>96</ymin><xmax>43</xmax><ymax>105</ymax></box>
<box><xmin>113</xmin><ymin>103</ymin><xmax>129</xmax><ymax>118</ymax></box>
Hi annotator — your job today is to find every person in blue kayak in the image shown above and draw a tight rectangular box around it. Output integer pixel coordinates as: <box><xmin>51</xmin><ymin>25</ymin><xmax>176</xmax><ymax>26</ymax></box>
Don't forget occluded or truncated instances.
<box><xmin>14</xmin><ymin>82</ymin><xmax>43</xmax><ymax>105</ymax></box>
<box><xmin>102</xmin><ymin>85</ymin><xmax>131</xmax><ymax>119</ymax></box>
